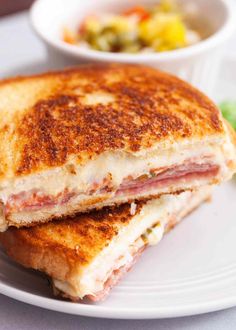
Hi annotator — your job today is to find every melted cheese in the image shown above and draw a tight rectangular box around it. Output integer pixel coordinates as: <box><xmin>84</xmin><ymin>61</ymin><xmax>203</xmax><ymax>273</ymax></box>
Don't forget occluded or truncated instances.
<box><xmin>0</xmin><ymin>141</ymin><xmax>230</xmax><ymax>203</ymax></box>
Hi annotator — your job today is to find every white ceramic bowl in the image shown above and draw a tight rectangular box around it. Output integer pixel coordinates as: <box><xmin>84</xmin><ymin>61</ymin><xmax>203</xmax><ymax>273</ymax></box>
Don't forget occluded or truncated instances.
<box><xmin>30</xmin><ymin>0</ymin><xmax>236</xmax><ymax>96</ymax></box>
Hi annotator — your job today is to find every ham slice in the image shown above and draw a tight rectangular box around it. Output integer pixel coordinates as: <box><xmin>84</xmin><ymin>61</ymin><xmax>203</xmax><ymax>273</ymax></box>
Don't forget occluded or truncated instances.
<box><xmin>87</xmin><ymin>246</ymin><xmax>145</xmax><ymax>302</ymax></box>
<box><xmin>5</xmin><ymin>189</ymin><xmax>76</xmax><ymax>215</ymax></box>
<box><xmin>116</xmin><ymin>163</ymin><xmax>219</xmax><ymax>196</ymax></box>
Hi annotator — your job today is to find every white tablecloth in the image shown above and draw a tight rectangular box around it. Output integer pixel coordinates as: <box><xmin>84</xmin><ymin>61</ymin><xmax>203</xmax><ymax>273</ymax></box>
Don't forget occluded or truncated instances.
<box><xmin>0</xmin><ymin>12</ymin><xmax>236</xmax><ymax>330</ymax></box>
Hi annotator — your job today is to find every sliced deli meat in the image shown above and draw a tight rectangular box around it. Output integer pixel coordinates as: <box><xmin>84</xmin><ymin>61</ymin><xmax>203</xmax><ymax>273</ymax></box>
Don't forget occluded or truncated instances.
<box><xmin>4</xmin><ymin>161</ymin><xmax>219</xmax><ymax>216</ymax></box>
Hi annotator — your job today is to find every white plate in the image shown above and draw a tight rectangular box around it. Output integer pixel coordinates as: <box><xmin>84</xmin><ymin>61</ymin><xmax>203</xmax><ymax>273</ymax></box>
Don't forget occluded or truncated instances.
<box><xmin>0</xmin><ymin>13</ymin><xmax>236</xmax><ymax>318</ymax></box>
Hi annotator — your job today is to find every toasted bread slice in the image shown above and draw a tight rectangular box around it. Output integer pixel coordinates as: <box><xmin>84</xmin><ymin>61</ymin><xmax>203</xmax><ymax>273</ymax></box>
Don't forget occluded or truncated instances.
<box><xmin>0</xmin><ymin>187</ymin><xmax>212</xmax><ymax>302</ymax></box>
<box><xmin>0</xmin><ymin>64</ymin><xmax>235</xmax><ymax>231</ymax></box>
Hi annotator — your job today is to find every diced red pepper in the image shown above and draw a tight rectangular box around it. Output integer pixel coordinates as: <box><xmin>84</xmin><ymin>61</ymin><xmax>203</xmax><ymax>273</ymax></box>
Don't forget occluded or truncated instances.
<box><xmin>123</xmin><ymin>6</ymin><xmax>150</xmax><ymax>21</ymax></box>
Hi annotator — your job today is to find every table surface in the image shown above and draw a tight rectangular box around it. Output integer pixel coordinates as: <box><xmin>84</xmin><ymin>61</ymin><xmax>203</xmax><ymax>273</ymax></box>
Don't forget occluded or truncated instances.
<box><xmin>0</xmin><ymin>11</ymin><xmax>236</xmax><ymax>330</ymax></box>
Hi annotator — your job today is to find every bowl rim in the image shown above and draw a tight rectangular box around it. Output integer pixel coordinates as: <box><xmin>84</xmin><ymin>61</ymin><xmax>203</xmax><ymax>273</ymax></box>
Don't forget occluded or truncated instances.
<box><xmin>30</xmin><ymin>0</ymin><xmax>236</xmax><ymax>62</ymax></box>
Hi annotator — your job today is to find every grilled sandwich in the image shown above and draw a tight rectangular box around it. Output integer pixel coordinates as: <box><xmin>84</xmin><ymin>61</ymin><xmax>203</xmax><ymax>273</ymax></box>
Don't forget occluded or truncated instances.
<box><xmin>0</xmin><ymin>64</ymin><xmax>235</xmax><ymax>231</ymax></box>
<box><xmin>0</xmin><ymin>187</ymin><xmax>211</xmax><ymax>302</ymax></box>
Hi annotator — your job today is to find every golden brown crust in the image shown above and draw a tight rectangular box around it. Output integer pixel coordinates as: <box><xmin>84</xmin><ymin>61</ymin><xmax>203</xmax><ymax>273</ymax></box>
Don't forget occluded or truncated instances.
<box><xmin>0</xmin><ymin>202</ymin><xmax>144</xmax><ymax>279</ymax></box>
<box><xmin>0</xmin><ymin>229</ymin><xmax>77</xmax><ymax>282</ymax></box>
<box><xmin>0</xmin><ymin>63</ymin><xmax>224</xmax><ymax>179</ymax></box>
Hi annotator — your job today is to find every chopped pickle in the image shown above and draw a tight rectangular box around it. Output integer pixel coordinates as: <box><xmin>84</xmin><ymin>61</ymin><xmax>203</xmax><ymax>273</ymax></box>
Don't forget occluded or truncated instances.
<box><xmin>63</xmin><ymin>0</ymin><xmax>202</xmax><ymax>53</ymax></box>
<box><xmin>141</xmin><ymin>222</ymin><xmax>164</xmax><ymax>246</ymax></box>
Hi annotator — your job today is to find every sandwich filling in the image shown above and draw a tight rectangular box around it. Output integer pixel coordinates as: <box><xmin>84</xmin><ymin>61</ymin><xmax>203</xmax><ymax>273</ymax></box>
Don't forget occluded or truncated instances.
<box><xmin>0</xmin><ymin>134</ymin><xmax>234</xmax><ymax>229</ymax></box>
<box><xmin>53</xmin><ymin>187</ymin><xmax>211</xmax><ymax>301</ymax></box>
<box><xmin>5</xmin><ymin>160</ymin><xmax>218</xmax><ymax>215</ymax></box>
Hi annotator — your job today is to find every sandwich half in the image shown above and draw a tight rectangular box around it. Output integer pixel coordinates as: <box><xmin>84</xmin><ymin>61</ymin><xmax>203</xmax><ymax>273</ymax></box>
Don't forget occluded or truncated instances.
<box><xmin>0</xmin><ymin>64</ymin><xmax>235</xmax><ymax>231</ymax></box>
<box><xmin>0</xmin><ymin>187</ymin><xmax>211</xmax><ymax>302</ymax></box>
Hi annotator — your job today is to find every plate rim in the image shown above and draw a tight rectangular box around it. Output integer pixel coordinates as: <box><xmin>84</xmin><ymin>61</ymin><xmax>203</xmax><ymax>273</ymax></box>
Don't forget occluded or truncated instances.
<box><xmin>0</xmin><ymin>279</ymin><xmax>236</xmax><ymax>319</ymax></box>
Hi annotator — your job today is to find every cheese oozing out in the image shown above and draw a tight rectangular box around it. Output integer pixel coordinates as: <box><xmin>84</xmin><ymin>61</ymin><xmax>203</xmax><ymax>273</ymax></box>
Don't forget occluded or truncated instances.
<box><xmin>53</xmin><ymin>186</ymin><xmax>212</xmax><ymax>300</ymax></box>
<box><xmin>0</xmin><ymin>137</ymin><xmax>232</xmax><ymax>202</ymax></box>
